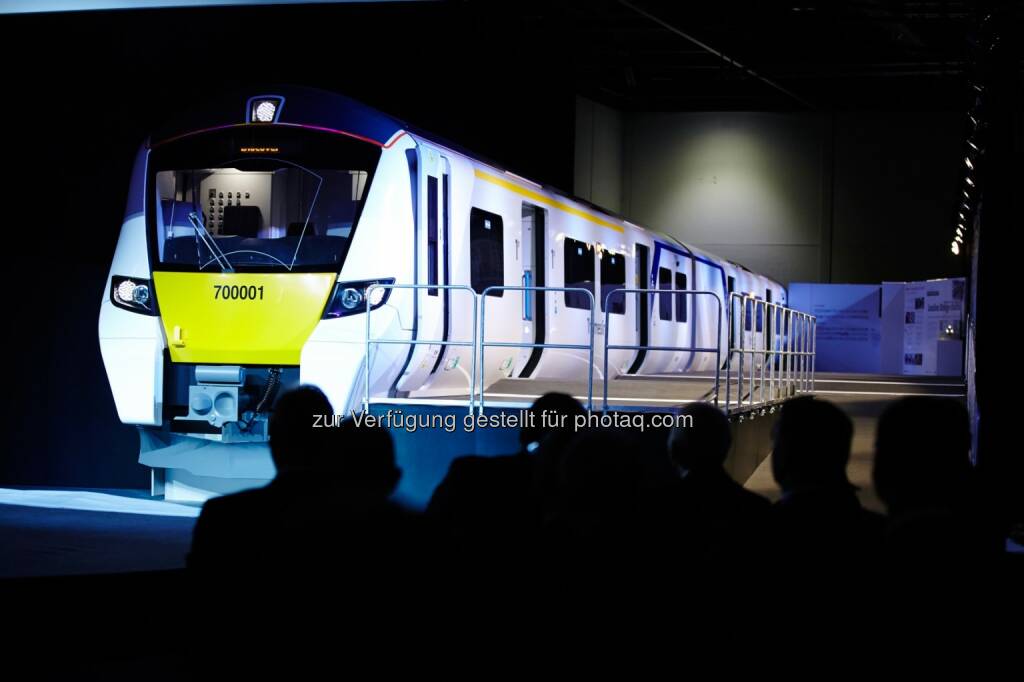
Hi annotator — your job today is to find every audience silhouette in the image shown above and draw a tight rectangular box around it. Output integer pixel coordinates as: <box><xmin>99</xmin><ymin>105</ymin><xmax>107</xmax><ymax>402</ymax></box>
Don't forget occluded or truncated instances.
<box><xmin>186</xmin><ymin>387</ymin><xmax>1005</xmax><ymax>586</ymax></box>
<box><xmin>188</xmin><ymin>385</ymin><xmax>416</xmax><ymax>576</ymax></box>
<box><xmin>645</xmin><ymin>402</ymin><xmax>770</xmax><ymax>562</ymax></box>
<box><xmin>543</xmin><ymin>427</ymin><xmax>642</xmax><ymax>566</ymax></box>
<box><xmin>874</xmin><ymin>396</ymin><xmax>1001</xmax><ymax>559</ymax></box>
<box><xmin>766</xmin><ymin>396</ymin><xmax>883</xmax><ymax>563</ymax></box>
<box><xmin>426</xmin><ymin>392</ymin><xmax>586</xmax><ymax>559</ymax></box>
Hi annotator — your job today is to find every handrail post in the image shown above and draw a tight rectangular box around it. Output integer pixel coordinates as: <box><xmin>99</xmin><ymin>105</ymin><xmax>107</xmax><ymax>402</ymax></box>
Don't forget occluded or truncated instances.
<box><xmin>725</xmin><ymin>293</ymin><xmax>733</xmax><ymax>413</ymax></box>
<box><xmin>758</xmin><ymin>299</ymin><xmax>766</xmax><ymax>407</ymax></box>
<box><xmin>587</xmin><ymin>289</ymin><xmax>595</xmax><ymax>412</ymax></box>
<box><xmin>800</xmin><ymin>314</ymin><xmax>807</xmax><ymax>392</ymax></box>
<box><xmin>737</xmin><ymin>294</ymin><xmax>745</xmax><ymax>410</ymax></box>
<box><xmin>478</xmin><ymin>289</ymin><xmax>488</xmax><ymax>415</ymax></box>
<box><xmin>713</xmin><ymin>292</ymin><xmax>722</xmax><ymax>407</ymax></box>
<box><xmin>811</xmin><ymin>316</ymin><xmax>817</xmax><ymax>392</ymax></box>
<box><xmin>364</xmin><ymin>285</ymin><xmax>373</xmax><ymax>413</ymax></box>
<box><xmin>751</xmin><ymin>297</ymin><xmax>758</xmax><ymax>409</ymax></box>
<box><xmin>603</xmin><ymin>303</ymin><xmax>611</xmax><ymax>412</ymax></box>
<box><xmin>470</xmin><ymin>292</ymin><xmax>478</xmax><ymax>411</ymax></box>
<box><xmin>768</xmin><ymin>303</ymin><xmax>774</xmax><ymax>403</ymax></box>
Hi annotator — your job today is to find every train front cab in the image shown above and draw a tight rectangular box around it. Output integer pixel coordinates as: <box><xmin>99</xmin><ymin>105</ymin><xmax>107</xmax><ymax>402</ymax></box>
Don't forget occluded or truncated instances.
<box><xmin>98</xmin><ymin>121</ymin><xmax>418</xmax><ymax>444</ymax></box>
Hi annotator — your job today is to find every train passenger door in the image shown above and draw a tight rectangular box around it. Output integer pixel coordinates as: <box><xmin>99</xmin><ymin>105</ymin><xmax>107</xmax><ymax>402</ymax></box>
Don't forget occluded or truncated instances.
<box><xmin>626</xmin><ymin>244</ymin><xmax>650</xmax><ymax>374</ymax></box>
<box><xmin>517</xmin><ymin>203</ymin><xmax>546</xmax><ymax>377</ymax></box>
<box><xmin>395</xmin><ymin>145</ymin><xmax>450</xmax><ymax>394</ymax></box>
<box><xmin>690</xmin><ymin>258</ymin><xmax>727</xmax><ymax>372</ymax></box>
<box><xmin>675</xmin><ymin>264</ymin><xmax>692</xmax><ymax>371</ymax></box>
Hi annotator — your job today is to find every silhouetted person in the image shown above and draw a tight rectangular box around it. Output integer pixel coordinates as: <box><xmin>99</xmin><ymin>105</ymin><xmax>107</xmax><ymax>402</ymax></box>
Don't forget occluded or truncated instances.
<box><xmin>426</xmin><ymin>393</ymin><xmax>587</xmax><ymax>558</ymax></box>
<box><xmin>542</xmin><ymin>428</ymin><xmax>644</xmax><ymax>570</ymax></box>
<box><xmin>873</xmin><ymin>397</ymin><xmax>1001</xmax><ymax>559</ymax></box>
<box><xmin>187</xmin><ymin>386</ymin><xmax>415</xmax><ymax>576</ymax></box>
<box><xmin>766</xmin><ymin>396</ymin><xmax>882</xmax><ymax>563</ymax></box>
<box><xmin>645</xmin><ymin>403</ymin><xmax>769</xmax><ymax>561</ymax></box>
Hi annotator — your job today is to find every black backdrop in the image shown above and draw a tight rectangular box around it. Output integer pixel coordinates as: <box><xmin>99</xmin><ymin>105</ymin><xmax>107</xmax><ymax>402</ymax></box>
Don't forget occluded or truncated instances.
<box><xmin>0</xmin><ymin>2</ymin><xmax>576</xmax><ymax>487</ymax></box>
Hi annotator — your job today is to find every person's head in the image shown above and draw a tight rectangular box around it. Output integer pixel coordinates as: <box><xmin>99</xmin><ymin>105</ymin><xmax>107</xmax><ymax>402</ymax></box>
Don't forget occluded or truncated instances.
<box><xmin>332</xmin><ymin>419</ymin><xmax>401</xmax><ymax>498</ymax></box>
<box><xmin>771</xmin><ymin>396</ymin><xmax>853</xmax><ymax>495</ymax></box>
<box><xmin>520</xmin><ymin>392</ymin><xmax>587</xmax><ymax>451</ymax></box>
<box><xmin>268</xmin><ymin>386</ymin><xmax>334</xmax><ymax>474</ymax></box>
<box><xmin>873</xmin><ymin>397</ymin><xmax>971</xmax><ymax>515</ymax></box>
<box><xmin>668</xmin><ymin>403</ymin><xmax>732</xmax><ymax>474</ymax></box>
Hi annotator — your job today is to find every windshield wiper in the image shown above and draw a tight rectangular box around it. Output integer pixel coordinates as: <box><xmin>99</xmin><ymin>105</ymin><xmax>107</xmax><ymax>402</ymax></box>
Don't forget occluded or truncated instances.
<box><xmin>188</xmin><ymin>211</ymin><xmax>234</xmax><ymax>273</ymax></box>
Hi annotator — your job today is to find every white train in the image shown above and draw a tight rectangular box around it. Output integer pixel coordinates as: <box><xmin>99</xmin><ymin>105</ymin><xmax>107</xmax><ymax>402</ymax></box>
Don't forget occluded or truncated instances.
<box><xmin>99</xmin><ymin>87</ymin><xmax>785</xmax><ymax>444</ymax></box>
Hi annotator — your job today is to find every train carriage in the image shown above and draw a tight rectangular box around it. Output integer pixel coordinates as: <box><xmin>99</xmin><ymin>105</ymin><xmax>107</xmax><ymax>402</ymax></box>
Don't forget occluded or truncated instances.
<box><xmin>99</xmin><ymin>87</ymin><xmax>786</xmax><ymax>450</ymax></box>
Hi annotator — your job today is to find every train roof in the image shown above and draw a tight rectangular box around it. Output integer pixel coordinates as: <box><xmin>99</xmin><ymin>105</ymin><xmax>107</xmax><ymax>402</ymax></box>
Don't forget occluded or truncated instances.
<box><xmin>150</xmin><ymin>85</ymin><xmax>407</xmax><ymax>148</ymax></box>
<box><xmin>151</xmin><ymin>86</ymin><xmax>635</xmax><ymax>220</ymax></box>
<box><xmin>148</xmin><ymin>86</ymin><xmax>783</xmax><ymax>289</ymax></box>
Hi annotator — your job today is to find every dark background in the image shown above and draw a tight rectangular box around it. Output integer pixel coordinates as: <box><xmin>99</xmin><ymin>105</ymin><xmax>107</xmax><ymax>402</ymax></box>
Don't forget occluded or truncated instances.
<box><xmin>0</xmin><ymin>1</ymin><xmax>1017</xmax><ymax>489</ymax></box>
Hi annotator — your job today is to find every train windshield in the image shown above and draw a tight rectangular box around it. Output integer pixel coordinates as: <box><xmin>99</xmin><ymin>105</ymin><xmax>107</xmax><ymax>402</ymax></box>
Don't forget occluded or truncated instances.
<box><xmin>148</xmin><ymin>126</ymin><xmax>380</xmax><ymax>272</ymax></box>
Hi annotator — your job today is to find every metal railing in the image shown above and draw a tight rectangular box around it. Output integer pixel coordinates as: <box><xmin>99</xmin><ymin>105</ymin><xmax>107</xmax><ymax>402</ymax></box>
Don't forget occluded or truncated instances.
<box><xmin>724</xmin><ymin>292</ymin><xmax>816</xmax><ymax>413</ymax></box>
<box><xmin>363</xmin><ymin>283</ymin><xmax>479</xmax><ymax>414</ymax></box>
<box><xmin>359</xmin><ymin>283</ymin><xmax>815</xmax><ymax>415</ymax></box>
<box><xmin>479</xmin><ymin>285</ymin><xmax>596</xmax><ymax>413</ymax></box>
<box><xmin>601</xmin><ymin>288</ymin><xmax>723</xmax><ymax>411</ymax></box>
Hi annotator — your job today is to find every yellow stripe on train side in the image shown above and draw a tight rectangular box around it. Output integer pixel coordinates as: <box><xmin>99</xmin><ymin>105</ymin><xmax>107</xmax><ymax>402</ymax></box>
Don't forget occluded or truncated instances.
<box><xmin>153</xmin><ymin>271</ymin><xmax>336</xmax><ymax>365</ymax></box>
<box><xmin>473</xmin><ymin>169</ymin><xmax>625</xmax><ymax>233</ymax></box>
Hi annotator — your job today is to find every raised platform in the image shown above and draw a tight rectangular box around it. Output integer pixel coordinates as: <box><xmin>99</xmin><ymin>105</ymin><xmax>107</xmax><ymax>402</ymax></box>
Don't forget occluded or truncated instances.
<box><xmin>810</xmin><ymin>372</ymin><xmax>966</xmax><ymax>399</ymax></box>
<box><xmin>406</xmin><ymin>371</ymin><xmax>783</xmax><ymax>413</ymax></box>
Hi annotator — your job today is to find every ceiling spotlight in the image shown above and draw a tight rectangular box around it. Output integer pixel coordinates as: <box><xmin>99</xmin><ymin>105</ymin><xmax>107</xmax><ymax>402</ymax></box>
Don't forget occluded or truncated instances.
<box><xmin>969</xmin><ymin>114</ymin><xmax>979</xmax><ymax>128</ymax></box>
<box><xmin>966</xmin><ymin>176</ymin><xmax>975</xmax><ymax>187</ymax></box>
<box><xmin>968</xmin><ymin>139</ymin><xmax>980</xmax><ymax>153</ymax></box>
<box><xmin>959</xmin><ymin>212</ymin><xmax>965</xmax><ymax>221</ymax></box>
<box><xmin>965</xmin><ymin>156</ymin><xmax>974</xmax><ymax>170</ymax></box>
<box><xmin>952</xmin><ymin>241</ymin><xmax>960</xmax><ymax>255</ymax></box>
<box><xmin>963</xmin><ymin>189</ymin><xmax>971</xmax><ymax>199</ymax></box>
<box><xmin>961</xmin><ymin>202</ymin><xmax>971</xmax><ymax>212</ymax></box>
<box><xmin>955</xmin><ymin>234</ymin><xmax>964</xmax><ymax>244</ymax></box>
<box><xmin>957</xmin><ymin>227</ymin><xmax>964</xmax><ymax>237</ymax></box>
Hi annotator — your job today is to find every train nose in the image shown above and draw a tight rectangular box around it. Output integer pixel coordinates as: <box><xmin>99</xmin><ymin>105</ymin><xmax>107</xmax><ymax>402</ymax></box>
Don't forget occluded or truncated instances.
<box><xmin>152</xmin><ymin>271</ymin><xmax>336</xmax><ymax>365</ymax></box>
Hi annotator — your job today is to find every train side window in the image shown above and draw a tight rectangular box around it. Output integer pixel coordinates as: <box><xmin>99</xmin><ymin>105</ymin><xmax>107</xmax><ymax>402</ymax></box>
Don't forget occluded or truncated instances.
<box><xmin>658</xmin><ymin>267</ymin><xmax>672</xmax><ymax>321</ymax></box>
<box><xmin>564</xmin><ymin>238</ymin><xmax>595</xmax><ymax>310</ymax></box>
<box><xmin>727</xmin><ymin>276</ymin><xmax>735</xmax><ymax>296</ymax></box>
<box><xmin>600</xmin><ymin>250</ymin><xmax>626</xmax><ymax>314</ymax></box>
<box><xmin>470</xmin><ymin>207</ymin><xmax>504</xmax><ymax>297</ymax></box>
<box><xmin>427</xmin><ymin>176</ymin><xmax>438</xmax><ymax>296</ymax></box>
<box><xmin>744</xmin><ymin>295</ymin><xmax>753</xmax><ymax>331</ymax></box>
<box><xmin>675</xmin><ymin>272</ymin><xmax>687</xmax><ymax>322</ymax></box>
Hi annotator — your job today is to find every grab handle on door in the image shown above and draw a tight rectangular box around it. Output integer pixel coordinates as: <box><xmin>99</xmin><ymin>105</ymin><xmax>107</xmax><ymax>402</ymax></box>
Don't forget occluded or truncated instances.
<box><xmin>522</xmin><ymin>271</ymin><xmax>532</xmax><ymax>321</ymax></box>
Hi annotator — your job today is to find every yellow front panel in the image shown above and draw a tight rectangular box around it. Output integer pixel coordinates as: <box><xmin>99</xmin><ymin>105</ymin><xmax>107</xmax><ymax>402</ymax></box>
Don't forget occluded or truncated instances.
<box><xmin>153</xmin><ymin>272</ymin><xmax>336</xmax><ymax>365</ymax></box>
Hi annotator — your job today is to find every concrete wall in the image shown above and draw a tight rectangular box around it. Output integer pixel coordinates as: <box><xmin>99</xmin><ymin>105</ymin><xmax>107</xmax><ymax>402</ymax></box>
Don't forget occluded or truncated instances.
<box><xmin>574</xmin><ymin>98</ymin><xmax>963</xmax><ymax>287</ymax></box>
<box><xmin>574</xmin><ymin>96</ymin><xmax>624</xmax><ymax>214</ymax></box>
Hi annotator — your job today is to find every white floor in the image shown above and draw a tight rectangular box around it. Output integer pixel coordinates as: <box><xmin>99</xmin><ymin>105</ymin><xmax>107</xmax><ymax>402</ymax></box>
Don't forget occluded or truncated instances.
<box><xmin>0</xmin><ymin>488</ymin><xmax>200</xmax><ymax>517</ymax></box>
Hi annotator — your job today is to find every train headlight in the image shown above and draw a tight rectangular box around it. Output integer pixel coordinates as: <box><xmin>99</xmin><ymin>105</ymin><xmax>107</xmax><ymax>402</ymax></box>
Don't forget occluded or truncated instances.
<box><xmin>323</xmin><ymin>278</ymin><xmax>395</xmax><ymax>319</ymax></box>
<box><xmin>247</xmin><ymin>95</ymin><xmax>284</xmax><ymax>123</ymax></box>
<box><xmin>116</xmin><ymin>279</ymin><xmax>136</xmax><ymax>303</ymax></box>
<box><xmin>254</xmin><ymin>100</ymin><xmax>277</xmax><ymax>122</ymax></box>
<box><xmin>132</xmin><ymin>284</ymin><xmax>150</xmax><ymax>306</ymax></box>
<box><xmin>341</xmin><ymin>287</ymin><xmax>363</xmax><ymax>310</ymax></box>
<box><xmin>110</xmin><ymin>276</ymin><xmax>157</xmax><ymax>315</ymax></box>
